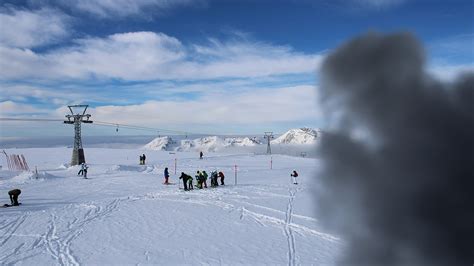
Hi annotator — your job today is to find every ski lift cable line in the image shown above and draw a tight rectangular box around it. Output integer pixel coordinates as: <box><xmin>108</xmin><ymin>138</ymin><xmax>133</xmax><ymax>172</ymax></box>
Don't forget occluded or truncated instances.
<box><xmin>0</xmin><ymin>117</ymin><xmax>216</xmax><ymax>136</ymax></box>
<box><xmin>93</xmin><ymin>120</ymin><xmax>212</xmax><ymax>135</ymax></box>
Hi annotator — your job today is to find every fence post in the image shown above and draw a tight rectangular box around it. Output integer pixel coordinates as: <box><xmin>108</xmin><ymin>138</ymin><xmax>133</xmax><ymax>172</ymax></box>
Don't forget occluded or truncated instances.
<box><xmin>21</xmin><ymin>155</ymin><xmax>29</xmax><ymax>171</ymax></box>
<box><xmin>2</xmin><ymin>150</ymin><xmax>11</xmax><ymax>170</ymax></box>
<box><xmin>174</xmin><ymin>158</ymin><xmax>177</xmax><ymax>175</ymax></box>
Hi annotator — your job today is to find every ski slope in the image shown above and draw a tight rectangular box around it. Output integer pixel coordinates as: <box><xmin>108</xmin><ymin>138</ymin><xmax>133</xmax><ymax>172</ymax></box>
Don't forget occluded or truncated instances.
<box><xmin>0</xmin><ymin>147</ymin><xmax>342</xmax><ymax>265</ymax></box>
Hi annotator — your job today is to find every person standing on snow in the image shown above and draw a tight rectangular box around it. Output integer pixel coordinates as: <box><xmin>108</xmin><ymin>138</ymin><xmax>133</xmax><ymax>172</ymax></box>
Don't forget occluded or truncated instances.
<box><xmin>139</xmin><ymin>155</ymin><xmax>143</xmax><ymax>165</ymax></box>
<box><xmin>187</xmin><ymin>176</ymin><xmax>194</xmax><ymax>190</ymax></box>
<box><xmin>218</xmin><ymin>171</ymin><xmax>225</xmax><ymax>185</ymax></box>
<box><xmin>210</xmin><ymin>171</ymin><xmax>219</xmax><ymax>187</ymax></box>
<box><xmin>83</xmin><ymin>163</ymin><xmax>89</xmax><ymax>179</ymax></box>
<box><xmin>291</xmin><ymin>170</ymin><xmax>298</xmax><ymax>185</ymax></box>
<box><xmin>77</xmin><ymin>162</ymin><xmax>86</xmax><ymax>176</ymax></box>
<box><xmin>202</xmin><ymin>171</ymin><xmax>208</xmax><ymax>188</ymax></box>
<box><xmin>199</xmin><ymin>151</ymin><xmax>203</xmax><ymax>159</ymax></box>
<box><xmin>142</xmin><ymin>154</ymin><xmax>146</xmax><ymax>165</ymax></box>
<box><xmin>164</xmin><ymin>167</ymin><xmax>170</xmax><ymax>184</ymax></box>
<box><xmin>179</xmin><ymin>172</ymin><xmax>192</xmax><ymax>191</ymax></box>
<box><xmin>195</xmin><ymin>171</ymin><xmax>203</xmax><ymax>189</ymax></box>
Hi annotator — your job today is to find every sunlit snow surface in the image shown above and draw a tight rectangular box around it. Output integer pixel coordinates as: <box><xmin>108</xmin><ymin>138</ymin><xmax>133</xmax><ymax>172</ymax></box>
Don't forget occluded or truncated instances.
<box><xmin>0</xmin><ymin>147</ymin><xmax>342</xmax><ymax>265</ymax></box>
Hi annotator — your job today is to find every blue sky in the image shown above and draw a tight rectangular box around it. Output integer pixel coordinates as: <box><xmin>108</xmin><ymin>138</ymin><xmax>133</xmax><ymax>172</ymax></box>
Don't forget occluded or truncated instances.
<box><xmin>0</xmin><ymin>0</ymin><xmax>473</xmax><ymax>137</ymax></box>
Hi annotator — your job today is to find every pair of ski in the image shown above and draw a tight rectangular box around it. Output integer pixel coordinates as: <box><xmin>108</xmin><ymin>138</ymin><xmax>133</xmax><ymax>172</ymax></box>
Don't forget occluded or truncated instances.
<box><xmin>1</xmin><ymin>203</ymin><xmax>22</xmax><ymax>208</ymax></box>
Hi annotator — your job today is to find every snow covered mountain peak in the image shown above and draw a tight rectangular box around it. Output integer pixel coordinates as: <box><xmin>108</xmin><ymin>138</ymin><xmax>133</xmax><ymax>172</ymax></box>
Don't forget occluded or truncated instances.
<box><xmin>271</xmin><ymin>128</ymin><xmax>320</xmax><ymax>145</ymax></box>
<box><xmin>143</xmin><ymin>136</ymin><xmax>175</xmax><ymax>151</ymax></box>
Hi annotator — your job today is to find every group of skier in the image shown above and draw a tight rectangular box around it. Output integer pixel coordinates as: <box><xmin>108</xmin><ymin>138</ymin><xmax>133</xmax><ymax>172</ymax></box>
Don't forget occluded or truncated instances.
<box><xmin>139</xmin><ymin>154</ymin><xmax>147</xmax><ymax>165</ymax></box>
<box><xmin>178</xmin><ymin>170</ymin><xmax>225</xmax><ymax>191</ymax></box>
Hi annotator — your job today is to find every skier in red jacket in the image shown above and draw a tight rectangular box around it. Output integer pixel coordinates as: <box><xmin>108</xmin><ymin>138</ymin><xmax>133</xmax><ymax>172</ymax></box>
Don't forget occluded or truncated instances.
<box><xmin>218</xmin><ymin>171</ymin><xmax>225</xmax><ymax>185</ymax></box>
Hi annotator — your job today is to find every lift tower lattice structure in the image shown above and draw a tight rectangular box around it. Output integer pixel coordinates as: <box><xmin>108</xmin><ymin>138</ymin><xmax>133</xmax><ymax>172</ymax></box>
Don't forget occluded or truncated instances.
<box><xmin>264</xmin><ymin>132</ymin><xmax>274</xmax><ymax>155</ymax></box>
<box><xmin>64</xmin><ymin>105</ymin><xmax>93</xmax><ymax>165</ymax></box>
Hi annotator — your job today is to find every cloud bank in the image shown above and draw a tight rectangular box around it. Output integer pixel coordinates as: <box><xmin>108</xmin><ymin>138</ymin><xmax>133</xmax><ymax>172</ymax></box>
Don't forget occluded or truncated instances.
<box><xmin>0</xmin><ymin>7</ymin><xmax>70</xmax><ymax>48</ymax></box>
<box><xmin>64</xmin><ymin>0</ymin><xmax>199</xmax><ymax>18</ymax></box>
<box><xmin>0</xmin><ymin>31</ymin><xmax>322</xmax><ymax>81</ymax></box>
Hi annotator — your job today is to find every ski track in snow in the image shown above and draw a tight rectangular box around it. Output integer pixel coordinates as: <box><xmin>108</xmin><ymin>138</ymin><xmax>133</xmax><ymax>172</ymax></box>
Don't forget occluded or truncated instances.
<box><xmin>0</xmin><ymin>213</ymin><xmax>28</xmax><ymax>247</ymax></box>
<box><xmin>284</xmin><ymin>187</ymin><xmax>297</xmax><ymax>266</ymax></box>
<box><xmin>41</xmin><ymin>198</ymin><xmax>123</xmax><ymax>266</ymax></box>
<box><xmin>0</xmin><ymin>187</ymin><xmax>338</xmax><ymax>264</ymax></box>
<box><xmin>0</xmin><ymin>214</ymin><xmax>30</xmax><ymax>263</ymax></box>
<box><xmin>145</xmin><ymin>186</ymin><xmax>339</xmax><ymax>243</ymax></box>
<box><xmin>0</xmin><ymin>198</ymin><xmax>123</xmax><ymax>265</ymax></box>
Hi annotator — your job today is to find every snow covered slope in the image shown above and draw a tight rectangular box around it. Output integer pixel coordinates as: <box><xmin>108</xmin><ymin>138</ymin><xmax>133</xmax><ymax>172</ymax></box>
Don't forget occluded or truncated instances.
<box><xmin>0</xmin><ymin>147</ymin><xmax>342</xmax><ymax>264</ymax></box>
<box><xmin>272</xmin><ymin>128</ymin><xmax>320</xmax><ymax>145</ymax></box>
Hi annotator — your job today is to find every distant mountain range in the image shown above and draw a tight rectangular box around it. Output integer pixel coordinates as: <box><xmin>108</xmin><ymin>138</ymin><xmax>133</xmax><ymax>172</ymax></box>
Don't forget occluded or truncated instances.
<box><xmin>144</xmin><ymin>128</ymin><xmax>321</xmax><ymax>152</ymax></box>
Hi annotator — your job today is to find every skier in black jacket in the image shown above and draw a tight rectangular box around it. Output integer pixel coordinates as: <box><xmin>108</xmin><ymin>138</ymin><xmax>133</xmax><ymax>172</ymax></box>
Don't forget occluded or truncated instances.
<box><xmin>164</xmin><ymin>167</ymin><xmax>170</xmax><ymax>184</ymax></box>
<box><xmin>8</xmin><ymin>189</ymin><xmax>21</xmax><ymax>206</ymax></box>
<box><xmin>179</xmin><ymin>172</ymin><xmax>192</xmax><ymax>191</ymax></box>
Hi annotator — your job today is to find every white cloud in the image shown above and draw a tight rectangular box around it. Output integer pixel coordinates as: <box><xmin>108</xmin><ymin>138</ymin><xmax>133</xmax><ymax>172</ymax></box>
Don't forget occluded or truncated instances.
<box><xmin>427</xmin><ymin>64</ymin><xmax>474</xmax><ymax>81</ymax></box>
<box><xmin>0</xmin><ymin>84</ymin><xmax>72</xmax><ymax>105</ymax></box>
<box><xmin>353</xmin><ymin>0</ymin><xmax>405</xmax><ymax>10</ymax></box>
<box><xmin>0</xmin><ymin>85</ymin><xmax>321</xmax><ymax>135</ymax></box>
<box><xmin>0</xmin><ymin>31</ymin><xmax>323</xmax><ymax>80</ymax></box>
<box><xmin>69</xmin><ymin>0</ymin><xmax>198</xmax><ymax>18</ymax></box>
<box><xmin>90</xmin><ymin>85</ymin><xmax>320</xmax><ymax>126</ymax></box>
<box><xmin>0</xmin><ymin>8</ymin><xmax>70</xmax><ymax>48</ymax></box>
<box><xmin>0</xmin><ymin>101</ymin><xmax>47</xmax><ymax>114</ymax></box>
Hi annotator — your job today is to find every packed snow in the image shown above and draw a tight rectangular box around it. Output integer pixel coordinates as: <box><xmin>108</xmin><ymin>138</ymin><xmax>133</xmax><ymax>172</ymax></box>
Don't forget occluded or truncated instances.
<box><xmin>0</xmin><ymin>144</ymin><xmax>342</xmax><ymax>264</ymax></box>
